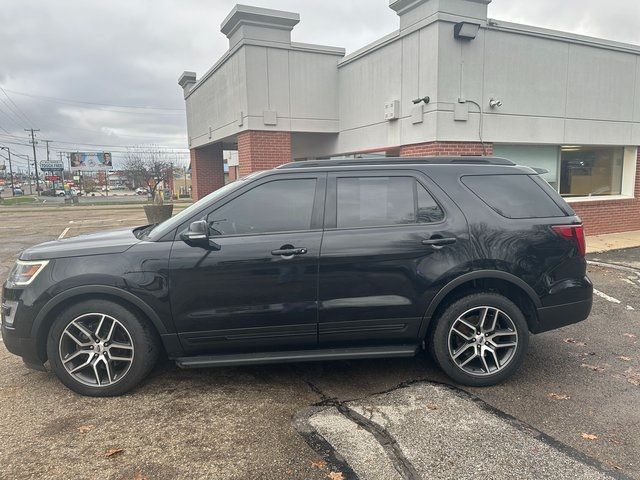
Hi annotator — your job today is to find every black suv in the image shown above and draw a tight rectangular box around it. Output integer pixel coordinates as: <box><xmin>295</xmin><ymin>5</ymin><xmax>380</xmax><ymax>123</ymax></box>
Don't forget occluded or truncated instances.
<box><xmin>1</xmin><ymin>157</ymin><xmax>593</xmax><ymax>396</ymax></box>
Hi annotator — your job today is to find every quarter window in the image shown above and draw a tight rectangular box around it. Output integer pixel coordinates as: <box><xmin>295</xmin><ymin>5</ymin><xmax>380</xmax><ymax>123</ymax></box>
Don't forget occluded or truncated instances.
<box><xmin>336</xmin><ymin>176</ymin><xmax>444</xmax><ymax>229</ymax></box>
<box><xmin>207</xmin><ymin>179</ymin><xmax>317</xmax><ymax>236</ymax></box>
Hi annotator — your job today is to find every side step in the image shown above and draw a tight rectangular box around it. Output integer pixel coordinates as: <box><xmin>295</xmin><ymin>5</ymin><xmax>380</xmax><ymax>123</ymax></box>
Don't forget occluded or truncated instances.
<box><xmin>175</xmin><ymin>345</ymin><xmax>419</xmax><ymax>369</ymax></box>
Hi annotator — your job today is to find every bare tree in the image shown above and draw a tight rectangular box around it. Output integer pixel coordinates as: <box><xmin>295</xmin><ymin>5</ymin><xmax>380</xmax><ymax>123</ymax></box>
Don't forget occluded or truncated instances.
<box><xmin>121</xmin><ymin>146</ymin><xmax>174</xmax><ymax>204</ymax></box>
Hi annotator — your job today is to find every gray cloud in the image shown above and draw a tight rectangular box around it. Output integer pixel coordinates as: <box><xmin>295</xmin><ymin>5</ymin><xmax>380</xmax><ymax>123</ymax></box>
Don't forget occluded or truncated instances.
<box><xmin>0</xmin><ymin>0</ymin><xmax>638</xmax><ymax>169</ymax></box>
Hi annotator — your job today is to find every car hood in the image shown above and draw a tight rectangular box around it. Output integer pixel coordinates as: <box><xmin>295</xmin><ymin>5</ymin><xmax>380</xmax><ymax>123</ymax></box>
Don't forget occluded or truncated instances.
<box><xmin>20</xmin><ymin>227</ymin><xmax>142</xmax><ymax>260</ymax></box>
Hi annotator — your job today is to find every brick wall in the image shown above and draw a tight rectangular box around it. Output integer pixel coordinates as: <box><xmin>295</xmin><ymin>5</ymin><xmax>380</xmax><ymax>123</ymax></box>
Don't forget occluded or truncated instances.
<box><xmin>571</xmin><ymin>149</ymin><xmax>640</xmax><ymax>235</ymax></box>
<box><xmin>190</xmin><ymin>143</ymin><xmax>225</xmax><ymax>200</ymax></box>
<box><xmin>400</xmin><ymin>141</ymin><xmax>493</xmax><ymax>157</ymax></box>
<box><xmin>238</xmin><ymin>130</ymin><xmax>292</xmax><ymax>177</ymax></box>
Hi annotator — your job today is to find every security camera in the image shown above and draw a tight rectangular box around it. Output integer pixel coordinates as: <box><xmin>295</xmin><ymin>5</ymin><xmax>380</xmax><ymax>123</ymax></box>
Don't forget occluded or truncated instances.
<box><xmin>489</xmin><ymin>98</ymin><xmax>503</xmax><ymax>109</ymax></box>
<box><xmin>412</xmin><ymin>96</ymin><xmax>430</xmax><ymax>105</ymax></box>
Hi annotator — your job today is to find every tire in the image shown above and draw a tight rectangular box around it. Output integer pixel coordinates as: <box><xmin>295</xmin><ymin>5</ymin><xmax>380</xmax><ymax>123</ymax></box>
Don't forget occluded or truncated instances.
<box><xmin>46</xmin><ymin>299</ymin><xmax>160</xmax><ymax>397</ymax></box>
<box><xmin>429</xmin><ymin>292</ymin><xmax>529</xmax><ymax>387</ymax></box>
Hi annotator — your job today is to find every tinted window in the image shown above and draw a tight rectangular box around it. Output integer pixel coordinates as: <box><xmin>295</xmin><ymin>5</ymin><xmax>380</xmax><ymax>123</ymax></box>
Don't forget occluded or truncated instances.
<box><xmin>462</xmin><ymin>174</ymin><xmax>564</xmax><ymax>219</ymax></box>
<box><xmin>336</xmin><ymin>176</ymin><xmax>444</xmax><ymax>228</ymax></box>
<box><xmin>207</xmin><ymin>179</ymin><xmax>317</xmax><ymax>235</ymax></box>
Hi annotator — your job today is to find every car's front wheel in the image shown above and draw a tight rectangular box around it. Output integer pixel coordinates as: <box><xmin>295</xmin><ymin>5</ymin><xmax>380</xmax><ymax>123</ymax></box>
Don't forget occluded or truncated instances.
<box><xmin>46</xmin><ymin>299</ymin><xmax>159</xmax><ymax>396</ymax></box>
<box><xmin>430</xmin><ymin>292</ymin><xmax>529</xmax><ymax>387</ymax></box>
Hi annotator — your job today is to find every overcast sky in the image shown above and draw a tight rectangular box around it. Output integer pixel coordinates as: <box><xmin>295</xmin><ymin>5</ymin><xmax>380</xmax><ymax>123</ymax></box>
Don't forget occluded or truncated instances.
<box><xmin>1</xmin><ymin>0</ymin><xmax>639</xmax><ymax>170</ymax></box>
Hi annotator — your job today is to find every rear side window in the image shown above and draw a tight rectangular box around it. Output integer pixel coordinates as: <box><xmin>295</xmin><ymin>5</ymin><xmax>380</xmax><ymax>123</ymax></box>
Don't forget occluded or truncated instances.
<box><xmin>461</xmin><ymin>174</ymin><xmax>564</xmax><ymax>219</ymax></box>
<box><xmin>336</xmin><ymin>176</ymin><xmax>444</xmax><ymax>228</ymax></box>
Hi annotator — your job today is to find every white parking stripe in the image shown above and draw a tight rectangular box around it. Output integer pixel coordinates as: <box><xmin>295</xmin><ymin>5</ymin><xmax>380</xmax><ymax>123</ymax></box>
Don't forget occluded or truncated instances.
<box><xmin>58</xmin><ymin>227</ymin><xmax>70</xmax><ymax>239</ymax></box>
<box><xmin>593</xmin><ymin>289</ymin><xmax>621</xmax><ymax>304</ymax></box>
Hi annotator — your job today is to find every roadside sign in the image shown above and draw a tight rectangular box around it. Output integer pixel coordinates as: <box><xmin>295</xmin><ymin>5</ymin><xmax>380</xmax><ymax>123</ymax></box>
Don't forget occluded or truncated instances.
<box><xmin>40</xmin><ymin>161</ymin><xmax>64</xmax><ymax>171</ymax></box>
<box><xmin>45</xmin><ymin>175</ymin><xmax>59</xmax><ymax>181</ymax></box>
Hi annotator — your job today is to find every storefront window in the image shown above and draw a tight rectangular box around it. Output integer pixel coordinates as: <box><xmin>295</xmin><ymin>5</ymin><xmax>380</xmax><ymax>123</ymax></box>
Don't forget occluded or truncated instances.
<box><xmin>559</xmin><ymin>146</ymin><xmax>624</xmax><ymax>197</ymax></box>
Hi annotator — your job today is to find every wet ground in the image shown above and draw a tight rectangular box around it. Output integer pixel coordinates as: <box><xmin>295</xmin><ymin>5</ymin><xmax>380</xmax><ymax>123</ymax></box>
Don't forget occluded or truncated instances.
<box><xmin>0</xmin><ymin>206</ymin><xmax>638</xmax><ymax>479</ymax></box>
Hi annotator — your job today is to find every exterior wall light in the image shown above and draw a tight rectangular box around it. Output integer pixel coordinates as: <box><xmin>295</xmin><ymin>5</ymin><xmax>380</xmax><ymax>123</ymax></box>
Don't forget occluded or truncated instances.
<box><xmin>489</xmin><ymin>98</ymin><xmax>503</xmax><ymax>109</ymax></box>
<box><xmin>454</xmin><ymin>22</ymin><xmax>480</xmax><ymax>40</ymax></box>
<box><xmin>412</xmin><ymin>96</ymin><xmax>430</xmax><ymax>105</ymax></box>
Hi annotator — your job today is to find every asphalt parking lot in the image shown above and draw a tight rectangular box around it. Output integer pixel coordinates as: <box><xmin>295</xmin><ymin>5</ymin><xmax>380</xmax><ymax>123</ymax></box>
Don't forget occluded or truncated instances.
<box><xmin>0</xmin><ymin>206</ymin><xmax>638</xmax><ymax>480</ymax></box>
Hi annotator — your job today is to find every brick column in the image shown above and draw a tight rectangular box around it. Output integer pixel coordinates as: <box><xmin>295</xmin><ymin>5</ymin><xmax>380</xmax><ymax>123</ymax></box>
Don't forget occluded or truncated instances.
<box><xmin>237</xmin><ymin>131</ymin><xmax>292</xmax><ymax>176</ymax></box>
<box><xmin>190</xmin><ymin>143</ymin><xmax>225</xmax><ymax>200</ymax></box>
<box><xmin>400</xmin><ymin>141</ymin><xmax>493</xmax><ymax>157</ymax></box>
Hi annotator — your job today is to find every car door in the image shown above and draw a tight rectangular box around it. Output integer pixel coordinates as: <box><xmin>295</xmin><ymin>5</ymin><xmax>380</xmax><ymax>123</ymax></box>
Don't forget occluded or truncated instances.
<box><xmin>318</xmin><ymin>169</ymin><xmax>470</xmax><ymax>347</ymax></box>
<box><xmin>169</xmin><ymin>172</ymin><xmax>326</xmax><ymax>355</ymax></box>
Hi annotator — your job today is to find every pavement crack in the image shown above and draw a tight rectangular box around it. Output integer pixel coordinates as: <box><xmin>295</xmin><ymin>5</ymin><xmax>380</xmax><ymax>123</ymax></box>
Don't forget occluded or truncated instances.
<box><xmin>336</xmin><ymin>403</ymin><xmax>421</xmax><ymax>480</ymax></box>
<box><xmin>294</xmin><ymin>370</ymin><xmax>420</xmax><ymax>480</ymax></box>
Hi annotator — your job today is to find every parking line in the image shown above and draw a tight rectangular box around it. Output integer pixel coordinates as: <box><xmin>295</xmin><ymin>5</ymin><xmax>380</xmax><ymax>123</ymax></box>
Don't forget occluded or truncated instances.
<box><xmin>593</xmin><ymin>289</ymin><xmax>621</xmax><ymax>304</ymax></box>
<box><xmin>58</xmin><ymin>227</ymin><xmax>70</xmax><ymax>239</ymax></box>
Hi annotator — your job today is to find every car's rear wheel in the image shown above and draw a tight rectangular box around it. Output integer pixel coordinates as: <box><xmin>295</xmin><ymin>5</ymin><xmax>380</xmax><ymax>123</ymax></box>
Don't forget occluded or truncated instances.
<box><xmin>46</xmin><ymin>299</ymin><xmax>159</xmax><ymax>396</ymax></box>
<box><xmin>430</xmin><ymin>292</ymin><xmax>529</xmax><ymax>386</ymax></box>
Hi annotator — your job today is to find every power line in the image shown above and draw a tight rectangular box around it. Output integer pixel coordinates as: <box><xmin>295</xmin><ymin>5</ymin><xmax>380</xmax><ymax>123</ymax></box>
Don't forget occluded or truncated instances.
<box><xmin>0</xmin><ymin>103</ymin><xmax>27</xmax><ymax>129</ymax></box>
<box><xmin>3</xmin><ymin>88</ymin><xmax>185</xmax><ymax>112</ymax></box>
<box><xmin>0</xmin><ymin>87</ymin><xmax>33</xmax><ymax>126</ymax></box>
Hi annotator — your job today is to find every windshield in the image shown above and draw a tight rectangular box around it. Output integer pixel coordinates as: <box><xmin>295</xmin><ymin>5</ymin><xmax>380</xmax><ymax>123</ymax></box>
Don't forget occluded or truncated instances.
<box><xmin>146</xmin><ymin>179</ymin><xmax>249</xmax><ymax>241</ymax></box>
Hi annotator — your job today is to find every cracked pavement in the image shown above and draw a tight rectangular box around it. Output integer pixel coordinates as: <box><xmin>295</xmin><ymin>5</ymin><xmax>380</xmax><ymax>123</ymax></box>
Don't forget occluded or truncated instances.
<box><xmin>0</xmin><ymin>207</ymin><xmax>639</xmax><ymax>479</ymax></box>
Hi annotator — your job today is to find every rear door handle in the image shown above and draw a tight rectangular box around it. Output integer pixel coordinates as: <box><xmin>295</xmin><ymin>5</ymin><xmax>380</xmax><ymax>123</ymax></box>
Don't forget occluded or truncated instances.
<box><xmin>271</xmin><ymin>247</ymin><xmax>307</xmax><ymax>257</ymax></box>
<box><xmin>421</xmin><ymin>237</ymin><xmax>457</xmax><ymax>247</ymax></box>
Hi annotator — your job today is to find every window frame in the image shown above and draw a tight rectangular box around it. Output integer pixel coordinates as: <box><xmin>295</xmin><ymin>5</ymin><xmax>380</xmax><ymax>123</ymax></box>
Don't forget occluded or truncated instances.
<box><xmin>324</xmin><ymin>169</ymin><xmax>447</xmax><ymax>231</ymax></box>
<box><xmin>173</xmin><ymin>172</ymin><xmax>327</xmax><ymax>240</ymax></box>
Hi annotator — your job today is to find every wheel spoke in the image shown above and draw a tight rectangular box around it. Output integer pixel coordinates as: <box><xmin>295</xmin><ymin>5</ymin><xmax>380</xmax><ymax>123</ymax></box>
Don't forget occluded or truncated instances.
<box><xmin>91</xmin><ymin>357</ymin><xmax>102</xmax><ymax>385</ymax></box>
<box><xmin>484</xmin><ymin>309</ymin><xmax>498</xmax><ymax>333</ymax></box>
<box><xmin>490</xmin><ymin>329</ymin><xmax>516</xmax><ymax>338</ymax></box>
<box><xmin>94</xmin><ymin>315</ymin><xmax>106</xmax><ymax>340</ymax></box>
<box><xmin>452</xmin><ymin>343</ymin><xmax>474</xmax><ymax>360</ymax></box>
<box><xmin>108</xmin><ymin>354</ymin><xmax>133</xmax><ymax>363</ymax></box>
<box><xmin>62</xmin><ymin>349</ymin><xmax>91</xmax><ymax>364</ymax></box>
<box><xmin>489</xmin><ymin>340</ymin><xmax>517</xmax><ymax>349</ymax></box>
<box><xmin>105</xmin><ymin>318</ymin><xmax>117</xmax><ymax>342</ymax></box>
<box><xmin>109</xmin><ymin>342</ymin><xmax>133</xmax><ymax>351</ymax></box>
<box><xmin>480</xmin><ymin>349</ymin><xmax>491</xmax><ymax>373</ymax></box>
<box><xmin>100</xmin><ymin>356</ymin><xmax>114</xmax><ymax>383</ymax></box>
<box><xmin>451</xmin><ymin>327</ymin><xmax>474</xmax><ymax>341</ymax></box>
<box><xmin>458</xmin><ymin>349</ymin><xmax>478</xmax><ymax>367</ymax></box>
<box><xmin>64</xmin><ymin>330</ymin><xmax>92</xmax><ymax>347</ymax></box>
<box><xmin>69</xmin><ymin>355</ymin><xmax>93</xmax><ymax>374</ymax></box>
<box><xmin>487</xmin><ymin>346</ymin><xmax>500</xmax><ymax>369</ymax></box>
<box><xmin>71</xmin><ymin>320</ymin><xmax>94</xmax><ymax>342</ymax></box>
<box><xmin>458</xmin><ymin>317</ymin><xmax>477</xmax><ymax>332</ymax></box>
<box><xmin>479</xmin><ymin>307</ymin><xmax>489</xmax><ymax>331</ymax></box>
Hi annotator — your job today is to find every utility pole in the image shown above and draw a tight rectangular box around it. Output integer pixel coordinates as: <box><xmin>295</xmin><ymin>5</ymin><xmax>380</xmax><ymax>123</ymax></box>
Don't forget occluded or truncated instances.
<box><xmin>0</xmin><ymin>146</ymin><xmax>15</xmax><ymax>195</ymax></box>
<box><xmin>25</xmin><ymin>128</ymin><xmax>41</xmax><ymax>196</ymax></box>
<box><xmin>59</xmin><ymin>152</ymin><xmax>64</xmax><ymax>184</ymax></box>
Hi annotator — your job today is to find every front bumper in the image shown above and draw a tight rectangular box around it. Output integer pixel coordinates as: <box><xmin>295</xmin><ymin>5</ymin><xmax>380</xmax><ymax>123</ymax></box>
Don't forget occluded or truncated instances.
<box><xmin>1</xmin><ymin>324</ymin><xmax>45</xmax><ymax>369</ymax></box>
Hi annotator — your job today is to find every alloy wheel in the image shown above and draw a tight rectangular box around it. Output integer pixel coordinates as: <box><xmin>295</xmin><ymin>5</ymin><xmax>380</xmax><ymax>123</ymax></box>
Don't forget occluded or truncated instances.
<box><xmin>58</xmin><ymin>313</ymin><xmax>135</xmax><ymax>387</ymax></box>
<box><xmin>447</xmin><ymin>306</ymin><xmax>518</xmax><ymax>377</ymax></box>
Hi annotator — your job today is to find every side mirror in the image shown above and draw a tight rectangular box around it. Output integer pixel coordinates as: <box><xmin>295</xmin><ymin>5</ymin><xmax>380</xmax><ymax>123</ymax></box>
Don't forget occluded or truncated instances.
<box><xmin>180</xmin><ymin>220</ymin><xmax>221</xmax><ymax>250</ymax></box>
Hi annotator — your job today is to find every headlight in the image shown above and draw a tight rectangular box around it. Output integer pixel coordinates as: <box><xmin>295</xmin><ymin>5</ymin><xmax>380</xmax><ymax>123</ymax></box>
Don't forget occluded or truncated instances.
<box><xmin>7</xmin><ymin>260</ymin><xmax>50</xmax><ymax>286</ymax></box>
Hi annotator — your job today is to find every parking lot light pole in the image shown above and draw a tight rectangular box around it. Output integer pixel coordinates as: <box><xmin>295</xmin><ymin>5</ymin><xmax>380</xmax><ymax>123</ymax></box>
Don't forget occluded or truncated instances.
<box><xmin>0</xmin><ymin>146</ymin><xmax>15</xmax><ymax>195</ymax></box>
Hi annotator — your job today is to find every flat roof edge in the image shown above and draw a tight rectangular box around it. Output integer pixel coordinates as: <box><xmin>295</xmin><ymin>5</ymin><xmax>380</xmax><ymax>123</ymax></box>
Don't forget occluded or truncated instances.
<box><xmin>488</xmin><ymin>19</ymin><xmax>640</xmax><ymax>55</ymax></box>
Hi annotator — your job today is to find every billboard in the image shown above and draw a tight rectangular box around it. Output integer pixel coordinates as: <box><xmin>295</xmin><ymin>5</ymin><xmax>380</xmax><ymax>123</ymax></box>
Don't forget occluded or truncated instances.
<box><xmin>70</xmin><ymin>152</ymin><xmax>112</xmax><ymax>171</ymax></box>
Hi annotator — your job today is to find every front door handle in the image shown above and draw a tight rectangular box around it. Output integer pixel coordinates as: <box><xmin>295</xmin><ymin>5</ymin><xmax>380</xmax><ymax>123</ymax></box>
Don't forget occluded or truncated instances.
<box><xmin>422</xmin><ymin>237</ymin><xmax>457</xmax><ymax>247</ymax></box>
<box><xmin>271</xmin><ymin>247</ymin><xmax>307</xmax><ymax>257</ymax></box>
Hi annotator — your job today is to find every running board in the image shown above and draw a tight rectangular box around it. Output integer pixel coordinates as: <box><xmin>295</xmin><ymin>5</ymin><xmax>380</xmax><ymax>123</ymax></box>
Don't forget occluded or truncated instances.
<box><xmin>175</xmin><ymin>345</ymin><xmax>419</xmax><ymax>369</ymax></box>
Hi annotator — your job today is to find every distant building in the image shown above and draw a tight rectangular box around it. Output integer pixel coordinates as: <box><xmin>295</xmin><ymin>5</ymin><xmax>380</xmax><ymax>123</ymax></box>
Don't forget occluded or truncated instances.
<box><xmin>179</xmin><ymin>0</ymin><xmax>640</xmax><ymax>235</ymax></box>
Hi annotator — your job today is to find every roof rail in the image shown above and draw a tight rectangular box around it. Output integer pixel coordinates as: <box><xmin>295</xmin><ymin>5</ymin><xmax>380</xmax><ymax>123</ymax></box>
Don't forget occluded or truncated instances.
<box><xmin>277</xmin><ymin>156</ymin><xmax>516</xmax><ymax>169</ymax></box>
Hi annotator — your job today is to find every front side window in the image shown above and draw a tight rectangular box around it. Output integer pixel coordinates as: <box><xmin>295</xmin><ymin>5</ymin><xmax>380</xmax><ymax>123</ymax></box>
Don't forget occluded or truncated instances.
<box><xmin>207</xmin><ymin>178</ymin><xmax>317</xmax><ymax>236</ymax></box>
<box><xmin>560</xmin><ymin>146</ymin><xmax>624</xmax><ymax>197</ymax></box>
<box><xmin>336</xmin><ymin>176</ymin><xmax>444</xmax><ymax>229</ymax></box>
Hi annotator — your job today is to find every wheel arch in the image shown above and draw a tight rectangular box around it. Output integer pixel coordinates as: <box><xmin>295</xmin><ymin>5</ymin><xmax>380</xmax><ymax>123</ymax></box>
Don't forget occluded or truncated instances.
<box><xmin>32</xmin><ymin>285</ymin><xmax>169</xmax><ymax>362</ymax></box>
<box><xmin>420</xmin><ymin>270</ymin><xmax>541</xmax><ymax>339</ymax></box>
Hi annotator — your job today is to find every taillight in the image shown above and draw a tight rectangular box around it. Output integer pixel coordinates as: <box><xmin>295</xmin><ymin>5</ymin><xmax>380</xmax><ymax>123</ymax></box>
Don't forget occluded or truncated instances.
<box><xmin>552</xmin><ymin>224</ymin><xmax>586</xmax><ymax>257</ymax></box>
